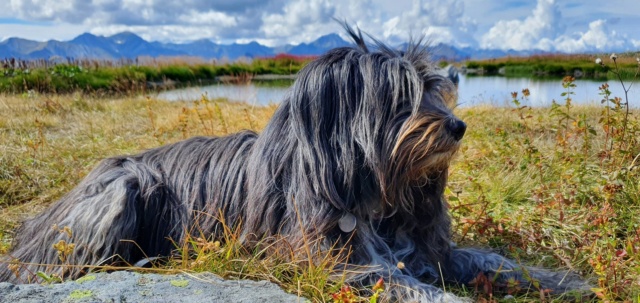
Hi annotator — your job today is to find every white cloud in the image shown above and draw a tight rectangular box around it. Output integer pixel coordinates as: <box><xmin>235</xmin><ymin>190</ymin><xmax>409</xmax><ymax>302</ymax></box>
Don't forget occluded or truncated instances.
<box><xmin>0</xmin><ymin>0</ymin><xmax>481</xmax><ymax>47</ymax></box>
<box><xmin>333</xmin><ymin>0</ymin><xmax>385</xmax><ymax>37</ymax></box>
<box><xmin>0</xmin><ymin>0</ymin><xmax>637</xmax><ymax>53</ymax></box>
<box><xmin>554</xmin><ymin>19</ymin><xmax>629</xmax><ymax>53</ymax></box>
<box><xmin>7</xmin><ymin>0</ymin><xmax>268</xmax><ymax>24</ymax></box>
<box><xmin>380</xmin><ymin>0</ymin><xmax>477</xmax><ymax>47</ymax></box>
<box><xmin>420</xmin><ymin>0</ymin><xmax>465</xmax><ymax>27</ymax></box>
<box><xmin>481</xmin><ymin>0</ymin><xmax>637</xmax><ymax>52</ymax></box>
<box><xmin>9</xmin><ymin>0</ymin><xmax>93</xmax><ymax>22</ymax></box>
<box><xmin>261</xmin><ymin>0</ymin><xmax>336</xmax><ymax>44</ymax></box>
<box><xmin>177</xmin><ymin>10</ymin><xmax>238</xmax><ymax>27</ymax></box>
<box><xmin>3</xmin><ymin>0</ymin><xmax>277</xmax><ymax>42</ymax></box>
<box><xmin>480</xmin><ymin>0</ymin><xmax>561</xmax><ymax>51</ymax></box>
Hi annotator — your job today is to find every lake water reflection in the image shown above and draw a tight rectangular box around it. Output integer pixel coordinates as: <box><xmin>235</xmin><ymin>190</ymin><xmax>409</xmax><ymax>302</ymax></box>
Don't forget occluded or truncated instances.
<box><xmin>157</xmin><ymin>82</ymin><xmax>289</xmax><ymax>106</ymax></box>
<box><xmin>157</xmin><ymin>75</ymin><xmax>638</xmax><ymax>108</ymax></box>
<box><xmin>457</xmin><ymin>75</ymin><xmax>638</xmax><ymax>107</ymax></box>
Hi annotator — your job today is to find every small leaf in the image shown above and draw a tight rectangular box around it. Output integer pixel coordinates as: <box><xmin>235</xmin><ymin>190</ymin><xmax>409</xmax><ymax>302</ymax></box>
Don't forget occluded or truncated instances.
<box><xmin>37</xmin><ymin>271</ymin><xmax>52</xmax><ymax>281</ymax></box>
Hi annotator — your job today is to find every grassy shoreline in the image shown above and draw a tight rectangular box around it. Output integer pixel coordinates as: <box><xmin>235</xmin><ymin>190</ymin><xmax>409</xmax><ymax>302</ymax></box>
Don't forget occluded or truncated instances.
<box><xmin>463</xmin><ymin>53</ymin><xmax>640</xmax><ymax>80</ymax></box>
<box><xmin>0</xmin><ymin>54</ymin><xmax>312</xmax><ymax>95</ymax></box>
<box><xmin>1</xmin><ymin>82</ymin><xmax>639</xmax><ymax>301</ymax></box>
<box><xmin>2</xmin><ymin>53</ymin><xmax>638</xmax><ymax>96</ymax></box>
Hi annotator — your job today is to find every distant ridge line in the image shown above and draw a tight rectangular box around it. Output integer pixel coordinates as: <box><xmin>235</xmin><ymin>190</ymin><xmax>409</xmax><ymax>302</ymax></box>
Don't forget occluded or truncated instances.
<box><xmin>0</xmin><ymin>31</ymin><xmax>535</xmax><ymax>61</ymax></box>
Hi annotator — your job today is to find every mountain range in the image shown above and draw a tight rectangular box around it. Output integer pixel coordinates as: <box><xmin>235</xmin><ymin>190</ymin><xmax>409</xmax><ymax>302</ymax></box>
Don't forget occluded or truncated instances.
<box><xmin>0</xmin><ymin>32</ymin><xmax>537</xmax><ymax>61</ymax></box>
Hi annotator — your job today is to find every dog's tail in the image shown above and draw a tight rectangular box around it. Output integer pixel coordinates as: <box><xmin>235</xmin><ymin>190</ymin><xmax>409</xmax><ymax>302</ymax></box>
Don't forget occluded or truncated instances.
<box><xmin>0</xmin><ymin>157</ymin><xmax>183</xmax><ymax>283</ymax></box>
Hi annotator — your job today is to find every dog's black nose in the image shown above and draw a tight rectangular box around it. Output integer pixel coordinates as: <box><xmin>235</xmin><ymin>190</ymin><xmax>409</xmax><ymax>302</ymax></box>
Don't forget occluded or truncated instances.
<box><xmin>448</xmin><ymin>119</ymin><xmax>467</xmax><ymax>141</ymax></box>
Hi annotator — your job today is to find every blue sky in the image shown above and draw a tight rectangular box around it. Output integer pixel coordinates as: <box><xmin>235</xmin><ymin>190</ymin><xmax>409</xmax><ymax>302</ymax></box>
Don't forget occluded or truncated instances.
<box><xmin>0</xmin><ymin>0</ymin><xmax>638</xmax><ymax>53</ymax></box>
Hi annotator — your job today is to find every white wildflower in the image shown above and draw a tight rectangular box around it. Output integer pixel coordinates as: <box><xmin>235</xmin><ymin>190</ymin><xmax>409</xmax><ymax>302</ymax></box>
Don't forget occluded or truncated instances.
<box><xmin>595</xmin><ymin>58</ymin><xmax>602</xmax><ymax>65</ymax></box>
<box><xmin>610</xmin><ymin>53</ymin><xmax>617</xmax><ymax>60</ymax></box>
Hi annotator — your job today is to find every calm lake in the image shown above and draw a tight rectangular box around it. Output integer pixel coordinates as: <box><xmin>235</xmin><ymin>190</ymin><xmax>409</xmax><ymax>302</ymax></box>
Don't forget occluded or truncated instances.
<box><xmin>157</xmin><ymin>75</ymin><xmax>639</xmax><ymax>108</ymax></box>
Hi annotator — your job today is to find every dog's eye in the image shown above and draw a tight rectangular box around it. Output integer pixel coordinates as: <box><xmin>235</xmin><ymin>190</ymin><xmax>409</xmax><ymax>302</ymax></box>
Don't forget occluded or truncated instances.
<box><xmin>442</xmin><ymin>90</ymin><xmax>458</xmax><ymax>109</ymax></box>
<box><xmin>420</xmin><ymin>90</ymin><xmax>456</xmax><ymax>113</ymax></box>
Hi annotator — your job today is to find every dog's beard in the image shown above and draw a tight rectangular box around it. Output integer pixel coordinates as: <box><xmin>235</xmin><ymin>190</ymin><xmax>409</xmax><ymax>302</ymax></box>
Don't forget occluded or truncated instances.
<box><xmin>391</xmin><ymin>116</ymin><xmax>461</xmax><ymax>182</ymax></box>
<box><xmin>409</xmin><ymin>144</ymin><xmax>460</xmax><ymax>179</ymax></box>
<box><xmin>373</xmin><ymin>116</ymin><xmax>460</xmax><ymax>219</ymax></box>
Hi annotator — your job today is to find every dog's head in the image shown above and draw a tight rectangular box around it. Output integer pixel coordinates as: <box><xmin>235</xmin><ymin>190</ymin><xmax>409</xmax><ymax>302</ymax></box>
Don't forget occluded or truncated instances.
<box><xmin>278</xmin><ymin>25</ymin><xmax>465</xmax><ymax>219</ymax></box>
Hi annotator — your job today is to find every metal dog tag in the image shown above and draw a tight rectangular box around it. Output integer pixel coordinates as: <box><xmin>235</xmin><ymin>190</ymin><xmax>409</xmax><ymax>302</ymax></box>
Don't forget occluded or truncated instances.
<box><xmin>338</xmin><ymin>212</ymin><xmax>357</xmax><ymax>233</ymax></box>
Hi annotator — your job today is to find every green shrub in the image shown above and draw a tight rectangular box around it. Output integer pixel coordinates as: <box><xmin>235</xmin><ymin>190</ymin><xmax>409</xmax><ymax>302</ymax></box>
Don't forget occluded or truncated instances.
<box><xmin>159</xmin><ymin>66</ymin><xmax>196</xmax><ymax>81</ymax></box>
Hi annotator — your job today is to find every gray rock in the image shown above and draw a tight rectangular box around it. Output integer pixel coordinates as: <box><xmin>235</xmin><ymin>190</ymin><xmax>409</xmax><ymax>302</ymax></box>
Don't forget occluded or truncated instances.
<box><xmin>0</xmin><ymin>271</ymin><xmax>302</xmax><ymax>303</ymax></box>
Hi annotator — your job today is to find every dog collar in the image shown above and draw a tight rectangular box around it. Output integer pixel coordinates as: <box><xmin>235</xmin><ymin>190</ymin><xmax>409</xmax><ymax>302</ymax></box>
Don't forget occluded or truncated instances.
<box><xmin>338</xmin><ymin>212</ymin><xmax>357</xmax><ymax>233</ymax></box>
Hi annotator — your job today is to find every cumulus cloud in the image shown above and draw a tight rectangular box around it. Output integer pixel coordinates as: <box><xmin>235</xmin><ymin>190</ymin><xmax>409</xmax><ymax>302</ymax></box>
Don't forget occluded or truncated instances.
<box><xmin>5</xmin><ymin>0</ymin><xmax>476</xmax><ymax>46</ymax></box>
<box><xmin>480</xmin><ymin>0</ymin><xmax>562</xmax><ymax>51</ymax></box>
<box><xmin>6</xmin><ymin>0</ymin><xmax>274</xmax><ymax>42</ymax></box>
<box><xmin>481</xmin><ymin>0</ymin><xmax>637</xmax><ymax>52</ymax></box>
<box><xmin>381</xmin><ymin>0</ymin><xmax>477</xmax><ymax>47</ymax></box>
<box><xmin>2</xmin><ymin>0</ymin><xmax>636</xmax><ymax>53</ymax></box>
<box><xmin>554</xmin><ymin>20</ymin><xmax>622</xmax><ymax>53</ymax></box>
<box><xmin>9</xmin><ymin>0</ymin><xmax>265</xmax><ymax>25</ymax></box>
<box><xmin>261</xmin><ymin>0</ymin><xmax>336</xmax><ymax>44</ymax></box>
<box><xmin>332</xmin><ymin>0</ymin><xmax>385</xmax><ymax>38</ymax></box>
<box><xmin>177</xmin><ymin>10</ymin><xmax>238</xmax><ymax>27</ymax></box>
<box><xmin>9</xmin><ymin>0</ymin><xmax>94</xmax><ymax>23</ymax></box>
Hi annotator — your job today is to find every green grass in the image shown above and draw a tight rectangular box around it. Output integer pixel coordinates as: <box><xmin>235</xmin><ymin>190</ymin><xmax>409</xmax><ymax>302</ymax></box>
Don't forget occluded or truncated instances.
<box><xmin>465</xmin><ymin>53</ymin><xmax>640</xmax><ymax>80</ymax></box>
<box><xmin>0</xmin><ymin>55</ymin><xmax>314</xmax><ymax>95</ymax></box>
<box><xmin>1</xmin><ymin>76</ymin><xmax>639</xmax><ymax>301</ymax></box>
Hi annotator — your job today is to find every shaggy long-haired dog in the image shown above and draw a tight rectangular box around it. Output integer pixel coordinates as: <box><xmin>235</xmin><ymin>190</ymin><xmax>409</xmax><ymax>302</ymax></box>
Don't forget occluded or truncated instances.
<box><xmin>1</xmin><ymin>26</ymin><xmax>587</xmax><ymax>302</ymax></box>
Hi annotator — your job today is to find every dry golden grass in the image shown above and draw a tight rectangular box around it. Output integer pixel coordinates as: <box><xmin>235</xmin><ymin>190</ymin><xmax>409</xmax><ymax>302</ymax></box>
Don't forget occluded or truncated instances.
<box><xmin>0</xmin><ymin>93</ymin><xmax>276</xmax><ymax>232</ymax></box>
